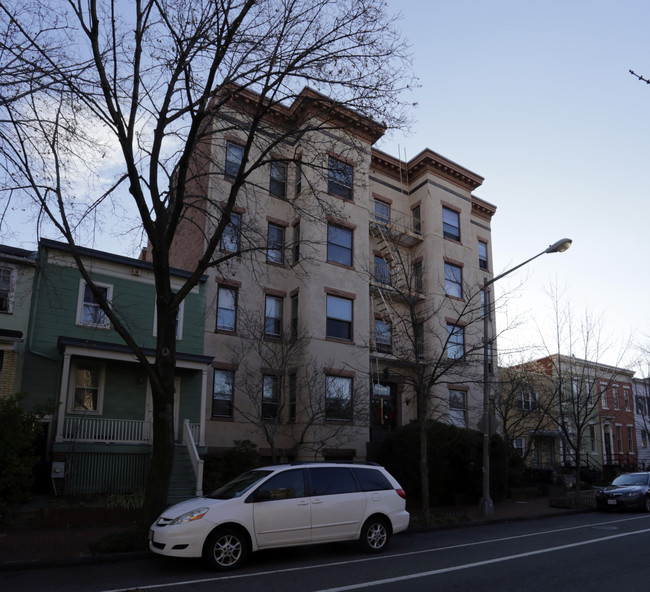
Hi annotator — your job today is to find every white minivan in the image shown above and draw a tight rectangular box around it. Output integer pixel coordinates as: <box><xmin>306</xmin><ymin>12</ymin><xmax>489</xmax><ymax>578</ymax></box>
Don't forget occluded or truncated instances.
<box><xmin>149</xmin><ymin>462</ymin><xmax>409</xmax><ymax>570</ymax></box>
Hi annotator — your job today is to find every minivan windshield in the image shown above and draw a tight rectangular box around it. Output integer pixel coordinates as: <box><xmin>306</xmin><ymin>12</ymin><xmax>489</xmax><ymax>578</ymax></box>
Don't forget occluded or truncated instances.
<box><xmin>208</xmin><ymin>470</ymin><xmax>273</xmax><ymax>500</ymax></box>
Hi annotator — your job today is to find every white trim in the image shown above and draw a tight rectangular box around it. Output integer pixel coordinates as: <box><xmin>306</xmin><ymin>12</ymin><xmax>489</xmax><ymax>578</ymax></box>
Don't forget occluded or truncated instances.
<box><xmin>152</xmin><ymin>299</ymin><xmax>185</xmax><ymax>340</ymax></box>
<box><xmin>67</xmin><ymin>358</ymin><xmax>106</xmax><ymax>415</ymax></box>
<box><xmin>76</xmin><ymin>279</ymin><xmax>113</xmax><ymax>329</ymax></box>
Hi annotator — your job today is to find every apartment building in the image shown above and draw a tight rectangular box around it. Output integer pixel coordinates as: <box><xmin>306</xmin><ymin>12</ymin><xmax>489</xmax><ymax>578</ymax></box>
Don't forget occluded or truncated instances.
<box><xmin>169</xmin><ymin>87</ymin><xmax>497</xmax><ymax>462</ymax></box>
<box><xmin>511</xmin><ymin>355</ymin><xmax>637</xmax><ymax>474</ymax></box>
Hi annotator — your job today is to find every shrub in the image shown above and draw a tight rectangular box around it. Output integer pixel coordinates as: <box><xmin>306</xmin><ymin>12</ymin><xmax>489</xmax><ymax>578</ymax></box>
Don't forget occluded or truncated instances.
<box><xmin>202</xmin><ymin>440</ymin><xmax>261</xmax><ymax>492</ymax></box>
<box><xmin>0</xmin><ymin>393</ymin><xmax>40</xmax><ymax>512</ymax></box>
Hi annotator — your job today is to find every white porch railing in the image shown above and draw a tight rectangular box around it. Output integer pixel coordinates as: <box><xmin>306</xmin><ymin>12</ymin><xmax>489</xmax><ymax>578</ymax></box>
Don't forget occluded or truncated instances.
<box><xmin>62</xmin><ymin>416</ymin><xmax>153</xmax><ymax>443</ymax></box>
<box><xmin>183</xmin><ymin>419</ymin><xmax>204</xmax><ymax>497</ymax></box>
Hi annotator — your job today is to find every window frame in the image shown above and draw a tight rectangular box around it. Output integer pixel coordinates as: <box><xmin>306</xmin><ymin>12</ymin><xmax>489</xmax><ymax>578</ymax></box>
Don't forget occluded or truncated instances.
<box><xmin>267</xmin><ymin>223</ymin><xmax>285</xmax><ymax>264</ymax></box>
<box><xmin>327</xmin><ymin>223</ymin><xmax>353</xmax><ymax>267</ymax></box>
<box><xmin>374</xmin><ymin>255</ymin><xmax>391</xmax><ymax>285</ymax></box>
<box><xmin>327</xmin><ymin>156</ymin><xmax>353</xmax><ymax>200</ymax></box>
<box><xmin>76</xmin><ymin>280</ymin><xmax>113</xmax><ymax>329</ymax></box>
<box><xmin>220</xmin><ymin>211</ymin><xmax>241</xmax><ymax>253</ymax></box>
<box><xmin>290</xmin><ymin>293</ymin><xmax>299</xmax><ymax>341</ymax></box>
<box><xmin>152</xmin><ymin>299</ymin><xmax>185</xmax><ymax>340</ymax></box>
<box><xmin>374</xmin><ymin>199</ymin><xmax>390</xmax><ymax>225</ymax></box>
<box><xmin>412</xmin><ymin>205</ymin><xmax>422</xmax><ymax>234</ymax></box>
<box><xmin>478</xmin><ymin>240</ymin><xmax>489</xmax><ymax>270</ymax></box>
<box><xmin>0</xmin><ymin>266</ymin><xmax>16</xmax><ymax>314</ymax></box>
<box><xmin>265</xmin><ymin>295</ymin><xmax>283</xmax><ymax>339</ymax></box>
<box><xmin>375</xmin><ymin>318</ymin><xmax>392</xmax><ymax>354</ymax></box>
<box><xmin>446</xmin><ymin>323</ymin><xmax>465</xmax><ymax>359</ymax></box>
<box><xmin>326</xmin><ymin>294</ymin><xmax>353</xmax><ymax>341</ymax></box>
<box><xmin>213</xmin><ymin>368</ymin><xmax>235</xmax><ymax>418</ymax></box>
<box><xmin>444</xmin><ymin>262</ymin><xmax>463</xmax><ymax>298</ymax></box>
<box><xmin>262</xmin><ymin>374</ymin><xmax>281</xmax><ymax>420</ymax></box>
<box><xmin>269</xmin><ymin>160</ymin><xmax>288</xmax><ymax>198</ymax></box>
<box><xmin>448</xmin><ymin>389</ymin><xmax>467</xmax><ymax>427</ymax></box>
<box><xmin>68</xmin><ymin>359</ymin><xmax>105</xmax><ymax>414</ymax></box>
<box><xmin>325</xmin><ymin>375</ymin><xmax>353</xmax><ymax>421</ymax></box>
<box><xmin>225</xmin><ymin>141</ymin><xmax>244</xmax><ymax>178</ymax></box>
<box><xmin>442</xmin><ymin>206</ymin><xmax>461</xmax><ymax>241</ymax></box>
<box><xmin>216</xmin><ymin>285</ymin><xmax>238</xmax><ymax>332</ymax></box>
<box><xmin>292</xmin><ymin>222</ymin><xmax>300</xmax><ymax>264</ymax></box>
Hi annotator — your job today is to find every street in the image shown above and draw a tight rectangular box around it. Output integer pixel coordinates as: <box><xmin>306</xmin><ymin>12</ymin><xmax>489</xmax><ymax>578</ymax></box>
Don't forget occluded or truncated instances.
<box><xmin>3</xmin><ymin>512</ymin><xmax>650</xmax><ymax>592</ymax></box>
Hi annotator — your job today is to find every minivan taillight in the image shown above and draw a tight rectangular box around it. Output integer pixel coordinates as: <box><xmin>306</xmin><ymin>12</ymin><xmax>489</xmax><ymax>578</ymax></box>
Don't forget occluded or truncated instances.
<box><xmin>395</xmin><ymin>488</ymin><xmax>406</xmax><ymax>499</ymax></box>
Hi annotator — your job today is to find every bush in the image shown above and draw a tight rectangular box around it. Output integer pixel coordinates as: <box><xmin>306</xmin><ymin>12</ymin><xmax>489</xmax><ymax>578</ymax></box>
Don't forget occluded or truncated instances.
<box><xmin>378</xmin><ymin>420</ymin><xmax>508</xmax><ymax>508</ymax></box>
<box><xmin>202</xmin><ymin>440</ymin><xmax>261</xmax><ymax>493</ymax></box>
<box><xmin>0</xmin><ymin>393</ymin><xmax>40</xmax><ymax>512</ymax></box>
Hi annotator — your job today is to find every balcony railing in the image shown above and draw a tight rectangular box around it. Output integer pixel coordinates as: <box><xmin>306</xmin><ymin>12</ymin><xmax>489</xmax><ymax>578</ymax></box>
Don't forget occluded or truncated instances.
<box><xmin>61</xmin><ymin>416</ymin><xmax>202</xmax><ymax>445</ymax></box>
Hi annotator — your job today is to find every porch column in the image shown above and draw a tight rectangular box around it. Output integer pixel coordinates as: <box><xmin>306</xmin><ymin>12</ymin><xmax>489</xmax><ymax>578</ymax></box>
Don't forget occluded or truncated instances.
<box><xmin>55</xmin><ymin>352</ymin><xmax>72</xmax><ymax>442</ymax></box>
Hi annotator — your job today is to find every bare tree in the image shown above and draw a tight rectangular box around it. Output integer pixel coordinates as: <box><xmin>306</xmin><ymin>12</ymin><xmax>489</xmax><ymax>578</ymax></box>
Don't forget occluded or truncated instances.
<box><xmin>528</xmin><ymin>286</ymin><xmax>635</xmax><ymax>497</ymax></box>
<box><xmin>0</xmin><ymin>0</ymin><xmax>413</xmax><ymax>527</ymax></box>
<box><xmin>225</xmin><ymin>309</ymin><xmax>367</xmax><ymax>463</ymax></box>
<box><xmin>363</xmin><ymin>223</ymin><xmax>506</xmax><ymax>516</ymax></box>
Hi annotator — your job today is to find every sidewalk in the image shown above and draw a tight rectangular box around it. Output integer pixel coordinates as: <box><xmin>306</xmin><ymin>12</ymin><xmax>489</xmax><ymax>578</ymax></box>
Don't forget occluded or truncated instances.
<box><xmin>0</xmin><ymin>495</ymin><xmax>591</xmax><ymax>571</ymax></box>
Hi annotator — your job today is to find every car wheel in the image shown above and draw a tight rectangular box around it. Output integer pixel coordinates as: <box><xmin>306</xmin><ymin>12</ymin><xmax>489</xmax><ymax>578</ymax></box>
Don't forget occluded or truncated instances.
<box><xmin>203</xmin><ymin>527</ymin><xmax>249</xmax><ymax>570</ymax></box>
<box><xmin>359</xmin><ymin>516</ymin><xmax>391</xmax><ymax>553</ymax></box>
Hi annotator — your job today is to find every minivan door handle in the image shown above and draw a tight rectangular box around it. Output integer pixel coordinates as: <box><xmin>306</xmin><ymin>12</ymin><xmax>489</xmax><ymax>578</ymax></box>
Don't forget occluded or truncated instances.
<box><xmin>311</xmin><ymin>498</ymin><xmax>323</xmax><ymax>504</ymax></box>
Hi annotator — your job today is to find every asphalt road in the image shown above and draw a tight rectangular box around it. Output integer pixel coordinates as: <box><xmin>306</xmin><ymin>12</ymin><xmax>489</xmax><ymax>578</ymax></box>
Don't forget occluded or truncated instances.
<box><xmin>3</xmin><ymin>512</ymin><xmax>650</xmax><ymax>592</ymax></box>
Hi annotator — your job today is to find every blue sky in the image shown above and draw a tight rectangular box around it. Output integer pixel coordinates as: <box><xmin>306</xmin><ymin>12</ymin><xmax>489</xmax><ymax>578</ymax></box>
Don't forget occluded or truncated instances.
<box><xmin>3</xmin><ymin>1</ymin><xmax>649</xmax><ymax>368</ymax></box>
<box><xmin>379</xmin><ymin>0</ymin><xmax>650</xmax><ymax>367</ymax></box>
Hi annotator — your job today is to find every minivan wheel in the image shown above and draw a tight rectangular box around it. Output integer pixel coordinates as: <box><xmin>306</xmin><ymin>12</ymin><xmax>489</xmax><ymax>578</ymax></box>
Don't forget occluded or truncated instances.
<box><xmin>644</xmin><ymin>496</ymin><xmax>650</xmax><ymax>513</ymax></box>
<box><xmin>359</xmin><ymin>516</ymin><xmax>390</xmax><ymax>553</ymax></box>
<box><xmin>203</xmin><ymin>527</ymin><xmax>249</xmax><ymax>570</ymax></box>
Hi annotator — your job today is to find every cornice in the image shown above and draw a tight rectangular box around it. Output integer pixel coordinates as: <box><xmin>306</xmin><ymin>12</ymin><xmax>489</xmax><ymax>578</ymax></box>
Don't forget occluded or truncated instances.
<box><xmin>371</xmin><ymin>147</ymin><xmax>484</xmax><ymax>193</ymax></box>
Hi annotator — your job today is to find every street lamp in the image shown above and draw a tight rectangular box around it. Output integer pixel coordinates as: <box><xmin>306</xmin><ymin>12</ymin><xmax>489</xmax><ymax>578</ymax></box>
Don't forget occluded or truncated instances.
<box><xmin>479</xmin><ymin>238</ymin><xmax>572</xmax><ymax>517</ymax></box>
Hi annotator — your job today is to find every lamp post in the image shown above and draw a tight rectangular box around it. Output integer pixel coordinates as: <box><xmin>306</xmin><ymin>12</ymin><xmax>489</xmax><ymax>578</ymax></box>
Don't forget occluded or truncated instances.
<box><xmin>479</xmin><ymin>238</ymin><xmax>572</xmax><ymax>517</ymax></box>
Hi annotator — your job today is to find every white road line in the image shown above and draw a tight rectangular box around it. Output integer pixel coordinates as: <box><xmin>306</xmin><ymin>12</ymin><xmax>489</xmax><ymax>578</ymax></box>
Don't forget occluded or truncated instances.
<box><xmin>313</xmin><ymin>526</ymin><xmax>650</xmax><ymax>592</ymax></box>
<box><xmin>99</xmin><ymin>515</ymin><xmax>650</xmax><ymax>592</ymax></box>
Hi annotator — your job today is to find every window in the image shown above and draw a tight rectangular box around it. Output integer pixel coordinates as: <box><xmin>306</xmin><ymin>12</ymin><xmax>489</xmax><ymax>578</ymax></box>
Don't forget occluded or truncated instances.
<box><xmin>449</xmin><ymin>390</ymin><xmax>467</xmax><ymax>427</ymax></box>
<box><xmin>77</xmin><ymin>281</ymin><xmax>112</xmax><ymax>328</ymax></box>
<box><xmin>308</xmin><ymin>467</ymin><xmax>357</xmax><ymax>495</ymax></box>
<box><xmin>269</xmin><ymin>161</ymin><xmax>287</xmax><ymax>197</ymax></box>
<box><xmin>374</xmin><ymin>256</ymin><xmax>390</xmax><ymax>285</ymax></box>
<box><xmin>601</xmin><ymin>383</ymin><xmax>608</xmax><ymax>409</ymax></box>
<box><xmin>615</xmin><ymin>425</ymin><xmax>622</xmax><ymax>453</ymax></box>
<box><xmin>267</xmin><ymin>223</ymin><xmax>285</xmax><ymax>264</ymax></box>
<box><xmin>265</xmin><ymin>295</ymin><xmax>283</xmax><ymax>338</ymax></box>
<box><xmin>628</xmin><ymin>426</ymin><xmax>635</xmax><ymax>452</ymax></box>
<box><xmin>513</xmin><ymin>438</ymin><xmax>525</xmax><ymax>456</ymax></box>
<box><xmin>213</xmin><ymin>369</ymin><xmax>234</xmax><ymax>418</ymax></box>
<box><xmin>225</xmin><ymin>141</ymin><xmax>244</xmax><ymax>178</ymax></box>
<box><xmin>220</xmin><ymin>212</ymin><xmax>241</xmax><ymax>253</ymax></box>
<box><xmin>442</xmin><ymin>206</ymin><xmax>460</xmax><ymax>241</ymax></box>
<box><xmin>637</xmin><ymin>395</ymin><xmax>646</xmax><ymax>416</ymax></box>
<box><xmin>589</xmin><ymin>425</ymin><xmax>596</xmax><ymax>452</ymax></box>
<box><xmin>326</xmin><ymin>375</ymin><xmax>353</xmax><ymax>421</ymax></box>
<box><xmin>413</xmin><ymin>261</ymin><xmax>423</xmax><ymax>293</ymax></box>
<box><xmin>262</xmin><ymin>375</ymin><xmax>280</xmax><ymax>420</ymax></box>
<box><xmin>326</xmin><ymin>294</ymin><xmax>352</xmax><ymax>341</ymax></box>
<box><xmin>446</xmin><ymin>323</ymin><xmax>464</xmax><ymax>359</ymax></box>
<box><xmin>353</xmin><ymin>467</ymin><xmax>391</xmax><ymax>491</ymax></box>
<box><xmin>292</xmin><ymin>222</ymin><xmax>300</xmax><ymax>264</ymax></box>
<box><xmin>415</xmin><ymin>322</ymin><xmax>425</xmax><ymax>359</ymax></box>
<box><xmin>0</xmin><ymin>266</ymin><xmax>15</xmax><ymax>313</ymax></box>
<box><xmin>517</xmin><ymin>391</ymin><xmax>538</xmax><ymax>411</ymax></box>
<box><xmin>328</xmin><ymin>156</ymin><xmax>353</xmax><ymax>199</ymax></box>
<box><xmin>295</xmin><ymin>160</ymin><xmax>302</xmax><ymax>196</ymax></box>
<box><xmin>643</xmin><ymin>430</ymin><xmax>648</xmax><ymax>449</ymax></box>
<box><xmin>613</xmin><ymin>386</ymin><xmax>620</xmax><ymax>410</ymax></box>
<box><xmin>216</xmin><ymin>285</ymin><xmax>237</xmax><ymax>332</ymax></box>
<box><xmin>256</xmin><ymin>469</ymin><xmax>305</xmax><ymax>500</ymax></box>
<box><xmin>478</xmin><ymin>241</ymin><xmax>488</xmax><ymax>270</ymax></box>
<box><xmin>624</xmin><ymin>387</ymin><xmax>631</xmax><ymax>411</ymax></box>
<box><xmin>289</xmin><ymin>373</ymin><xmax>297</xmax><ymax>421</ymax></box>
<box><xmin>374</xmin><ymin>199</ymin><xmax>390</xmax><ymax>224</ymax></box>
<box><xmin>412</xmin><ymin>205</ymin><xmax>421</xmax><ymax>234</ymax></box>
<box><xmin>327</xmin><ymin>223</ymin><xmax>353</xmax><ymax>267</ymax></box>
<box><xmin>375</xmin><ymin>319</ymin><xmax>391</xmax><ymax>354</ymax></box>
<box><xmin>291</xmin><ymin>293</ymin><xmax>299</xmax><ymax>341</ymax></box>
<box><xmin>444</xmin><ymin>262</ymin><xmax>462</xmax><ymax>298</ymax></box>
<box><xmin>69</xmin><ymin>360</ymin><xmax>104</xmax><ymax>413</ymax></box>
<box><xmin>153</xmin><ymin>299</ymin><xmax>185</xmax><ymax>340</ymax></box>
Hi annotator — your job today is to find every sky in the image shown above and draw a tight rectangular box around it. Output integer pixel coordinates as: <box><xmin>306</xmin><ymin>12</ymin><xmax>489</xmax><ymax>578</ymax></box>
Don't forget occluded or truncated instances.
<box><xmin>378</xmin><ymin>0</ymin><xmax>650</xmax><ymax>369</ymax></box>
<box><xmin>3</xmin><ymin>0</ymin><xmax>650</xmax><ymax>369</ymax></box>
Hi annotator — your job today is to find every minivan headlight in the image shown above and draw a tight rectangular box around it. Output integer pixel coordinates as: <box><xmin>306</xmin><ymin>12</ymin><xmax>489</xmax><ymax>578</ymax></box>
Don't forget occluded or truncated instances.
<box><xmin>169</xmin><ymin>507</ymin><xmax>210</xmax><ymax>525</ymax></box>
